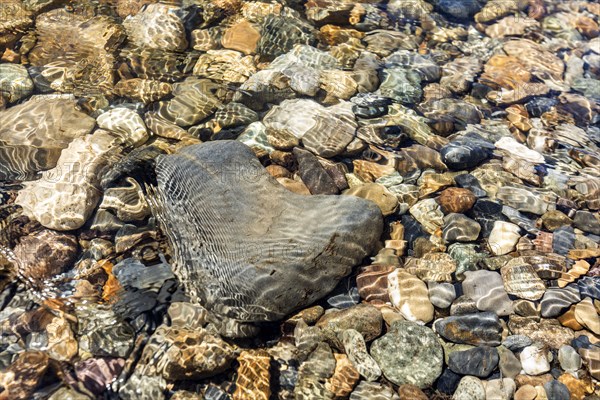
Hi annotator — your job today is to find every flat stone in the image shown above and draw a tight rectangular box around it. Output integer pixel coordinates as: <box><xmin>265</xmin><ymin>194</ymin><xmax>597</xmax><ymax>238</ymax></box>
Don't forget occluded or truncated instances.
<box><xmin>16</xmin><ymin>130</ymin><xmax>120</xmax><ymax>230</ymax></box>
<box><xmin>0</xmin><ymin>96</ymin><xmax>96</xmax><ymax>180</ymax></box>
<box><xmin>558</xmin><ymin>345</ymin><xmax>582</xmax><ymax>373</ymax></box>
<box><xmin>488</xmin><ymin>221</ymin><xmax>521</xmax><ymax>255</ymax></box>
<box><xmin>341</xmin><ymin>329</ymin><xmax>381</xmax><ymax>382</ymax></box>
<box><xmin>520</xmin><ymin>343</ymin><xmax>551</xmax><ymax>376</ymax></box>
<box><xmin>573</xmin><ymin>210</ymin><xmax>600</xmax><ymax>235</ymax></box>
<box><xmin>387</xmin><ymin>270</ymin><xmax>434</xmax><ymax>323</ymax></box>
<box><xmin>263</xmin><ymin>99</ymin><xmax>357</xmax><ymax>158</ymax></box>
<box><xmin>151</xmin><ymin>141</ymin><xmax>382</xmax><ymax>322</ymax></box>
<box><xmin>222</xmin><ymin>20</ymin><xmax>261</xmax><ymax>54</ymax></box>
<box><xmin>344</xmin><ymin>183</ymin><xmax>398</xmax><ymax>216</ymax></box>
<box><xmin>502</xmin><ymin>335</ymin><xmax>533</xmax><ymax>352</ymax></box>
<box><xmin>434</xmin><ymin>312</ymin><xmax>503</xmax><ymax>346</ymax></box>
<box><xmin>543</xmin><ymin>380</ymin><xmax>571</xmax><ymax>400</ymax></box>
<box><xmin>428</xmin><ymin>282</ymin><xmax>456</xmax><ymax>309</ymax></box>
<box><xmin>540</xmin><ymin>286</ymin><xmax>581</xmax><ymax>318</ymax></box>
<box><xmin>498</xmin><ymin>347</ymin><xmax>522</xmax><ymax>379</ymax></box>
<box><xmin>442</xmin><ymin>213</ymin><xmax>481</xmax><ymax>242</ymax></box>
<box><xmin>448</xmin><ymin>346</ymin><xmax>499</xmax><ymax>378</ymax></box>
<box><xmin>370</xmin><ymin>321</ymin><xmax>443</xmax><ymax>388</ymax></box>
<box><xmin>484</xmin><ymin>378</ymin><xmax>516</xmax><ymax>400</ymax></box>
<box><xmin>462</xmin><ymin>270</ymin><xmax>513</xmax><ymax>316</ymax></box>
<box><xmin>508</xmin><ymin>316</ymin><xmax>575</xmax><ymax>349</ymax></box>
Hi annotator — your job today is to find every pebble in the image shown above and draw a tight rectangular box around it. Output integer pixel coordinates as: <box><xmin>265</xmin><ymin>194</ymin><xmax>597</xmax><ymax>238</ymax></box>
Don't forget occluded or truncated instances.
<box><xmin>437</xmin><ymin>187</ymin><xmax>478</xmax><ymax>214</ymax></box>
<box><xmin>0</xmin><ymin>64</ymin><xmax>33</xmax><ymax>104</ymax></box>
<box><xmin>293</xmin><ymin>147</ymin><xmax>339</xmax><ymax>195</ymax></box>
<box><xmin>142</xmin><ymin>324</ymin><xmax>237</xmax><ymax>380</ymax></box>
<box><xmin>442</xmin><ymin>213</ymin><xmax>481</xmax><ymax>242</ymax></box>
<box><xmin>574</xmin><ymin>297</ymin><xmax>600</xmax><ymax>334</ymax></box>
<box><xmin>503</xmin><ymin>335</ymin><xmax>534</xmax><ymax>352</ymax></box>
<box><xmin>0</xmin><ymin>96</ymin><xmax>96</xmax><ymax>180</ymax></box>
<box><xmin>488</xmin><ymin>221</ymin><xmax>522</xmax><ymax>255</ymax></box>
<box><xmin>462</xmin><ymin>270</ymin><xmax>513</xmax><ymax>316</ymax></box>
<box><xmin>498</xmin><ymin>347</ymin><xmax>522</xmax><ymax>379</ymax></box>
<box><xmin>484</xmin><ymin>378</ymin><xmax>516</xmax><ymax>400</ymax></box>
<box><xmin>543</xmin><ymin>380</ymin><xmax>571</xmax><ymax>400</ymax></box>
<box><xmin>448</xmin><ymin>346</ymin><xmax>499</xmax><ymax>378</ymax></box>
<box><xmin>316</xmin><ymin>304</ymin><xmax>382</xmax><ymax>348</ymax></box>
<box><xmin>558</xmin><ymin>345</ymin><xmax>582</xmax><ymax>374</ymax></box>
<box><xmin>387</xmin><ymin>270</ymin><xmax>434</xmax><ymax>323</ymax></box>
<box><xmin>509</xmin><ymin>316</ymin><xmax>575</xmax><ymax>349</ymax></box>
<box><xmin>428</xmin><ymin>282</ymin><xmax>456</xmax><ymax>309</ymax></box>
<box><xmin>341</xmin><ymin>329</ymin><xmax>382</xmax><ymax>381</ymax></box>
<box><xmin>541</xmin><ymin>286</ymin><xmax>581</xmax><ymax>318</ymax></box>
<box><xmin>434</xmin><ymin>312</ymin><xmax>503</xmax><ymax>346</ymax></box>
<box><xmin>573</xmin><ymin>211</ymin><xmax>600</xmax><ymax>235</ymax></box>
<box><xmin>520</xmin><ymin>344</ymin><xmax>551</xmax><ymax>376</ymax></box>
<box><xmin>514</xmin><ymin>385</ymin><xmax>538</xmax><ymax>400</ymax></box>
<box><xmin>453</xmin><ymin>376</ymin><xmax>486</xmax><ymax>400</ymax></box>
<box><xmin>409</xmin><ymin>198</ymin><xmax>445</xmax><ymax>234</ymax></box>
<box><xmin>344</xmin><ymin>183</ymin><xmax>398</xmax><ymax>216</ymax></box>
<box><xmin>370</xmin><ymin>321</ymin><xmax>443</xmax><ymax>388</ymax></box>
<box><xmin>325</xmin><ymin>353</ymin><xmax>360</xmax><ymax>398</ymax></box>
<box><xmin>501</xmin><ymin>258</ymin><xmax>546</xmax><ymax>301</ymax></box>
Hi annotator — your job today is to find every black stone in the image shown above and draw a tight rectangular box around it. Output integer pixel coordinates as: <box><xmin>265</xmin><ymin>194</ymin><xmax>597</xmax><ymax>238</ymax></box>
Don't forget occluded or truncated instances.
<box><xmin>469</xmin><ymin>199</ymin><xmax>507</xmax><ymax>237</ymax></box>
<box><xmin>454</xmin><ymin>174</ymin><xmax>487</xmax><ymax>198</ymax></box>
<box><xmin>578</xmin><ymin>276</ymin><xmax>600</xmax><ymax>301</ymax></box>
<box><xmin>293</xmin><ymin>147</ymin><xmax>339</xmax><ymax>195</ymax></box>
<box><xmin>448</xmin><ymin>346</ymin><xmax>499</xmax><ymax>378</ymax></box>
<box><xmin>543</xmin><ymin>380</ymin><xmax>571</xmax><ymax>400</ymax></box>
<box><xmin>440</xmin><ymin>133</ymin><xmax>494</xmax><ymax>170</ymax></box>
<box><xmin>436</xmin><ymin>368</ymin><xmax>462</xmax><ymax>394</ymax></box>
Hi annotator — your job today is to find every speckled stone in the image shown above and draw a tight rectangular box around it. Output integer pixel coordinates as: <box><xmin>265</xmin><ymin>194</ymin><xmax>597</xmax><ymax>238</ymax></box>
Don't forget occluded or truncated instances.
<box><xmin>509</xmin><ymin>316</ymin><xmax>575</xmax><ymax>349</ymax></box>
<box><xmin>484</xmin><ymin>378</ymin><xmax>516</xmax><ymax>400</ymax></box>
<box><xmin>316</xmin><ymin>304</ymin><xmax>382</xmax><ymax>349</ymax></box>
<box><xmin>370</xmin><ymin>321</ymin><xmax>443</xmax><ymax>388</ymax></box>
<box><xmin>453</xmin><ymin>376</ymin><xmax>486</xmax><ymax>400</ymax></box>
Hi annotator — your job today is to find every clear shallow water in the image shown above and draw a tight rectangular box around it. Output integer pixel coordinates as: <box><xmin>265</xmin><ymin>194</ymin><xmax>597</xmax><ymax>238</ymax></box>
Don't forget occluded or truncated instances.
<box><xmin>0</xmin><ymin>0</ymin><xmax>599</xmax><ymax>398</ymax></box>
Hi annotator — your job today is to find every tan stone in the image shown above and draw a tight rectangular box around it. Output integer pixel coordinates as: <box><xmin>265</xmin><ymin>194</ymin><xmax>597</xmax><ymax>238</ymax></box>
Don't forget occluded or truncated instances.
<box><xmin>222</xmin><ymin>20</ymin><xmax>260</xmax><ymax>54</ymax></box>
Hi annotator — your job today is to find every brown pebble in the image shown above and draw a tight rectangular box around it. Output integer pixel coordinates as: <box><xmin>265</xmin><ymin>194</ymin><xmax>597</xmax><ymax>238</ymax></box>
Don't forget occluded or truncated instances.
<box><xmin>397</xmin><ymin>384</ymin><xmax>428</xmax><ymax>400</ymax></box>
<box><xmin>514</xmin><ymin>384</ymin><xmax>537</xmax><ymax>400</ymax></box>
<box><xmin>514</xmin><ymin>373</ymin><xmax>553</xmax><ymax>388</ymax></box>
<box><xmin>266</xmin><ymin>164</ymin><xmax>292</xmax><ymax>179</ymax></box>
<box><xmin>436</xmin><ymin>187</ymin><xmax>477</xmax><ymax>214</ymax></box>
<box><xmin>276</xmin><ymin>178</ymin><xmax>311</xmax><ymax>195</ymax></box>
<box><xmin>222</xmin><ymin>20</ymin><xmax>261</xmax><ymax>54</ymax></box>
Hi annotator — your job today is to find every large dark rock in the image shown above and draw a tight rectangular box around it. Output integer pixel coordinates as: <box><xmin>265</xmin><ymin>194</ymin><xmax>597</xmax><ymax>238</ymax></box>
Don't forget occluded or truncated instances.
<box><xmin>150</xmin><ymin>141</ymin><xmax>383</xmax><ymax>322</ymax></box>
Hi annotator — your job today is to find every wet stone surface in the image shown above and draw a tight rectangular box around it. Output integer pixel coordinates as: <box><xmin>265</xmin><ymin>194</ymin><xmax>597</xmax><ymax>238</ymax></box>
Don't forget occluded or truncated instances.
<box><xmin>0</xmin><ymin>0</ymin><xmax>599</xmax><ymax>398</ymax></box>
